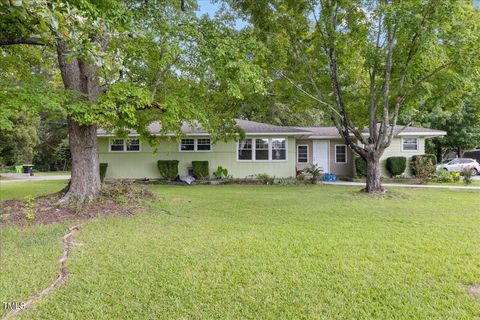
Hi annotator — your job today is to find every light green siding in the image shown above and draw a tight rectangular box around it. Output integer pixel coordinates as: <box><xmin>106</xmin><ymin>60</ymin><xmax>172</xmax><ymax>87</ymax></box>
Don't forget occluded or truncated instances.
<box><xmin>98</xmin><ymin>136</ymin><xmax>297</xmax><ymax>179</ymax></box>
<box><xmin>379</xmin><ymin>137</ymin><xmax>425</xmax><ymax>176</ymax></box>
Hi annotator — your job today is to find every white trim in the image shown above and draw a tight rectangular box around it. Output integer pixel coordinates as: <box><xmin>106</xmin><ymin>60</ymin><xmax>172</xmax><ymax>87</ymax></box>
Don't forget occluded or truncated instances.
<box><xmin>334</xmin><ymin>144</ymin><xmax>347</xmax><ymax>164</ymax></box>
<box><xmin>108</xmin><ymin>138</ymin><xmax>141</xmax><ymax>152</ymax></box>
<box><xmin>401</xmin><ymin>137</ymin><xmax>419</xmax><ymax>152</ymax></box>
<box><xmin>236</xmin><ymin>137</ymin><xmax>288</xmax><ymax>162</ymax></box>
<box><xmin>297</xmin><ymin>144</ymin><xmax>309</xmax><ymax>163</ymax></box>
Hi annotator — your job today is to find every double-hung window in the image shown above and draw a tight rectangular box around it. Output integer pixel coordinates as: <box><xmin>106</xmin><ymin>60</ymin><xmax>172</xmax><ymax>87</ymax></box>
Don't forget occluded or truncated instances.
<box><xmin>335</xmin><ymin>145</ymin><xmax>347</xmax><ymax>163</ymax></box>
<box><xmin>126</xmin><ymin>139</ymin><xmax>140</xmax><ymax>151</ymax></box>
<box><xmin>180</xmin><ymin>138</ymin><xmax>212</xmax><ymax>152</ymax></box>
<box><xmin>402</xmin><ymin>138</ymin><xmax>418</xmax><ymax>151</ymax></box>
<box><xmin>238</xmin><ymin>139</ymin><xmax>253</xmax><ymax>160</ymax></box>
<box><xmin>255</xmin><ymin>139</ymin><xmax>269</xmax><ymax>160</ymax></box>
<box><xmin>197</xmin><ymin>138</ymin><xmax>211</xmax><ymax>151</ymax></box>
<box><xmin>110</xmin><ymin>139</ymin><xmax>141</xmax><ymax>152</ymax></box>
<box><xmin>237</xmin><ymin>138</ymin><xmax>287</xmax><ymax>161</ymax></box>
<box><xmin>271</xmin><ymin>138</ymin><xmax>286</xmax><ymax>160</ymax></box>
<box><xmin>180</xmin><ymin>139</ymin><xmax>195</xmax><ymax>151</ymax></box>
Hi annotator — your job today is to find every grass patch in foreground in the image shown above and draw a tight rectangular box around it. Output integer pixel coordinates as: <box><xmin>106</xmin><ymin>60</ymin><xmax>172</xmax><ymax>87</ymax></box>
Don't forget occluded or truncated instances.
<box><xmin>2</xmin><ymin>185</ymin><xmax>477</xmax><ymax>319</ymax></box>
<box><xmin>0</xmin><ymin>180</ymin><xmax>68</xmax><ymax>201</ymax></box>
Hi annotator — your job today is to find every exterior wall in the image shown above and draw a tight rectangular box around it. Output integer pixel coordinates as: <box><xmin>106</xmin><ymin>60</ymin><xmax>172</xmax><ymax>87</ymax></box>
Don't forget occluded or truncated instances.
<box><xmin>328</xmin><ymin>139</ymin><xmax>354</xmax><ymax>177</ymax></box>
<box><xmin>98</xmin><ymin>136</ymin><xmax>297</xmax><ymax>179</ymax></box>
<box><xmin>379</xmin><ymin>137</ymin><xmax>425</xmax><ymax>176</ymax></box>
<box><xmin>296</xmin><ymin>137</ymin><xmax>425</xmax><ymax>178</ymax></box>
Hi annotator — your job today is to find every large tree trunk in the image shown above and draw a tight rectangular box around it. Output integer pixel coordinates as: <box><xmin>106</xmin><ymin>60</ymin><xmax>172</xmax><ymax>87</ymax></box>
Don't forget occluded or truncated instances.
<box><xmin>57</xmin><ymin>42</ymin><xmax>102</xmax><ymax>203</ymax></box>
<box><xmin>365</xmin><ymin>152</ymin><xmax>384</xmax><ymax>194</ymax></box>
<box><xmin>62</xmin><ymin>119</ymin><xmax>100</xmax><ymax>202</ymax></box>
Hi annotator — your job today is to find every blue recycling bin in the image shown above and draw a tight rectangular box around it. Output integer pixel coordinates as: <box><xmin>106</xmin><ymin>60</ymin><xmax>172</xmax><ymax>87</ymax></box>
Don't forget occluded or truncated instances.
<box><xmin>323</xmin><ymin>173</ymin><xmax>337</xmax><ymax>182</ymax></box>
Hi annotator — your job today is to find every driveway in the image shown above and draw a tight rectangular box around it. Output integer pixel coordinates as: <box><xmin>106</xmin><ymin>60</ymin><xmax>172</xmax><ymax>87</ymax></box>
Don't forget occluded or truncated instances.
<box><xmin>0</xmin><ymin>173</ymin><xmax>70</xmax><ymax>183</ymax></box>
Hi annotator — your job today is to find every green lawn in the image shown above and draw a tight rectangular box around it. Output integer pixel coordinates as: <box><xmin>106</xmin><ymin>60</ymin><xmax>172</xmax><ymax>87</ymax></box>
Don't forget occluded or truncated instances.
<box><xmin>0</xmin><ymin>180</ymin><xmax>68</xmax><ymax>201</ymax></box>
<box><xmin>1</xmin><ymin>184</ymin><xmax>479</xmax><ymax>319</ymax></box>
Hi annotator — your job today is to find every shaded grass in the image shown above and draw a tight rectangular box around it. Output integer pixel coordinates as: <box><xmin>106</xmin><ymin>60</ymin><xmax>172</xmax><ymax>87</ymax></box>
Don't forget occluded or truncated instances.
<box><xmin>0</xmin><ymin>180</ymin><xmax>68</xmax><ymax>201</ymax></box>
<box><xmin>0</xmin><ymin>223</ymin><xmax>73</xmax><ymax>317</ymax></box>
<box><xmin>34</xmin><ymin>171</ymin><xmax>71</xmax><ymax>176</ymax></box>
<box><xmin>1</xmin><ymin>185</ymin><xmax>477</xmax><ymax>319</ymax></box>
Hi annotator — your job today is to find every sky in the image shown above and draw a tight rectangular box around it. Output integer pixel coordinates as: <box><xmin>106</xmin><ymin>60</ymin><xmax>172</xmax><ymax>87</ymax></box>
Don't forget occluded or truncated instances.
<box><xmin>196</xmin><ymin>0</ymin><xmax>248</xmax><ymax>29</ymax></box>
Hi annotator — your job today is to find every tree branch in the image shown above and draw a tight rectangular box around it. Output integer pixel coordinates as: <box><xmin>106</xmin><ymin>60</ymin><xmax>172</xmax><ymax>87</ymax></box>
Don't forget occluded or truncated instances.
<box><xmin>0</xmin><ymin>37</ymin><xmax>45</xmax><ymax>46</ymax></box>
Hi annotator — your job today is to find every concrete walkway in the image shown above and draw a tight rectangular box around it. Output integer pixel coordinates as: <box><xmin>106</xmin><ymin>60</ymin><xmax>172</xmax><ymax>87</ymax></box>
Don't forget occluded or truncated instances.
<box><xmin>0</xmin><ymin>174</ymin><xmax>70</xmax><ymax>183</ymax></box>
<box><xmin>323</xmin><ymin>181</ymin><xmax>480</xmax><ymax>190</ymax></box>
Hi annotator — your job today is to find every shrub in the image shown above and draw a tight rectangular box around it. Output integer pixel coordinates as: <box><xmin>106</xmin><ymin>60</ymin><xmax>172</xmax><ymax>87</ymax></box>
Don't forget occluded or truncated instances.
<box><xmin>157</xmin><ymin>160</ymin><xmax>179</xmax><ymax>180</ymax></box>
<box><xmin>213</xmin><ymin>166</ymin><xmax>231</xmax><ymax>179</ymax></box>
<box><xmin>192</xmin><ymin>161</ymin><xmax>209</xmax><ymax>179</ymax></box>
<box><xmin>355</xmin><ymin>157</ymin><xmax>367</xmax><ymax>177</ymax></box>
<box><xmin>462</xmin><ymin>168</ymin><xmax>473</xmax><ymax>185</ymax></box>
<box><xmin>451</xmin><ymin>172</ymin><xmax>461</xmax><ymax>182</ymax></box>
<box><xmin>386</xmin><ymin>157</ymin><xmax>407</xmax><ymax>177</ymax></box>
<box><xmin>303</xmin><ymin>164</ymin><xmax>323</xmax><ymax>184</ymax></box>
<box><xmin>257</xmin><ymin>173</ymin><xmax>275</xmax><ymax>185</ymax></box>
<box><xmin>99</xmin><ymin>163</ymin><xmax>108</xmax><ymax>182</ymax></box>
<box><xmin>24</xmin><ymin>195</ymin><xmax>36</xmax><ymax>221</ymax></box>
<box><xmin>411</xmin><ymin>154</ymin><xmax>436</xmax><ymax>176</ymax></box>
<box><xmin>433</xmin><ymin>170</ymin><xmax>453</xmax><ymax>183</ymax></box>
<box><xmin>411</xmin><ymin>156</ymin><xmax>435</xmax><ymax>183</ymax></box>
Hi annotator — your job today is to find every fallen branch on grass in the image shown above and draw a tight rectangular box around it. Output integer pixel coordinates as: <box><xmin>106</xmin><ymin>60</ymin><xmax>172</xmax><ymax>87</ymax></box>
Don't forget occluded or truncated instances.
<box><xmin>160</xmin><ymin>209</ymin><xmax>191</xmax><ymax>219</ymax></box>
<box><xmin>1</xmin><ymin>224</ymin><xmax>82</xmax><ymax>320</ymax></box>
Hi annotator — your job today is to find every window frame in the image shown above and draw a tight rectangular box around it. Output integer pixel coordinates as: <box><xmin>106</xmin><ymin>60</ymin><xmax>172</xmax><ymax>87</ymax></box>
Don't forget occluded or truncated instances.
<box><xmin>109</xmin><ymin>138</ymin><xmax>141</xmax><ymax>152</ymax></box>
<box><xmin>297</xmin><ymin>144</ymin><xmax>309</xmax><ymax>163</ymax></box>
<box><xmin>236</xmin><ymin>137</ymin><xmax>288</xmax><ymax>162</ymax></box>
<box><xmin>178</xmin><ymin>137</ymin><xmax>213</xmax><ymax>152</ymax></box>
<box><xmin>334</xmin><ymin>144</ymin><xmax>347</xmax><ymax>164</ymax></box>
<box><xmin>401</xmin><ymin>137</ymin><xmax>419</xmax><ymax>152</ymax></box>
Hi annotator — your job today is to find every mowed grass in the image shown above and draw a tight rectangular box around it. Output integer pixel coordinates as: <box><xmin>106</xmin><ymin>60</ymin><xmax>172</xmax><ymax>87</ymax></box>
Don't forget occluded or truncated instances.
<box><xmin>1</xmin><ymin>184</ymin><xmax>479</xmax><ymax>319</ymax></box>
<box><xmin>0</xmin><ymin>180</ymin><xmax>68</xmax><ymax>200</ymax></box>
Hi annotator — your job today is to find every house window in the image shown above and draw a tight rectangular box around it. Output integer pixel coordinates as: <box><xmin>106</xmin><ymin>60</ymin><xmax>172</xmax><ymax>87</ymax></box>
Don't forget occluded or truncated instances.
<box><xmin>197</xmin><ymin>138</ymin><xmax>211</xmax><ymax>151</ymax></box>
<box><xmin>110</xmin><ymin>139</ymin><xmax>140</xmax><ymax>152</ymax></box>
<box><xmin>402</xmin><ymin>138</ymin><xmax>418</xmax><ymax>151</ymax></box>
<box><xmin>255</xmin><ymin>138</ymin><xmax>269</xmax><ymax>160</ymax></box>
<box><xmin>180</xmin><ymin>138</ymin><xmax>212</xmax><ymax>152</ymax></box>
<box><xmin>271</xmin><ymin>138</ymin><xmax>286</xmax><ymax>160</ymax></box>
<box><xmin>238</xmin><ymin>139</ymin><xmax>253</xmax><ymax>160</ymax></box>
<box><xmin>110</xmin><ymin>139</ymin><xmax>125</xmax><ymax>152</ymax></box>
<box><xmin>335</xmin><ymin>145</ymin><xmax>347</xmax><ymax>163</ymax></box>
<box><xmin>180</xmin><ymin>138</ymin><xmax>195</xmax><ymax>151</ymax></box>
<box><xmin>297</xmin><ymin>145</ymin><xmax>308</xmax><ymax>163</ymax></box>
<box><xmin>126</xmin><ymin>139</ymin><xmax>140</xmax><ymax>151</ymax></box>
<box><xmin>237</xmin><ymin>138</ymin><xmax>287</xmax><ymax>161</ymax></box>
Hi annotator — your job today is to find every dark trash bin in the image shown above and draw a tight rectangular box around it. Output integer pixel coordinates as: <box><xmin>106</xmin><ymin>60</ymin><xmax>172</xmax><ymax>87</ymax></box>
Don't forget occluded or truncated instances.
<box><xmin>22</xmin><ymin>165</ymin><xmax>34</xmax><ymax>176</ymax></box>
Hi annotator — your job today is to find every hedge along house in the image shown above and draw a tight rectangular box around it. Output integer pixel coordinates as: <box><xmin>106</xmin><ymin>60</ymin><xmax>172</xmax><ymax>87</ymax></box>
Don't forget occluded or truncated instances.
<box><xmin>97</xmin><ymin>119</ymin><xmax>446</xmax><ymax>179</ymax></box>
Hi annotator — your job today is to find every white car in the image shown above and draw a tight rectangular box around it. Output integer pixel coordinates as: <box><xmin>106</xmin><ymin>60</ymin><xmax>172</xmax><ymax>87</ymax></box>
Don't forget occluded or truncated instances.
<box><xmin>436</xmin><ymin>158</ymin><xmax>480</xmax><ymax>175</ymax></box>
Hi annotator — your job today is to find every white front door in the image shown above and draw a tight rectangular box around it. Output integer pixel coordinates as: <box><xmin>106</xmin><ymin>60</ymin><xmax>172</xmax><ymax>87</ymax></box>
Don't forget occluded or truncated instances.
<box><xmin>313</xmin><ymin>140</ymin><xmax>329</xmax><ymax>173</ymax></box>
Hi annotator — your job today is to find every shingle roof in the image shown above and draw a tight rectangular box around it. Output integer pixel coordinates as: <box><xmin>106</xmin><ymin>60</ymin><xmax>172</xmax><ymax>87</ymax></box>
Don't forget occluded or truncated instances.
<box><xmin>97</xmin><ymin>119</ymin><xmax>312</xmax><ymax>136</ymax></box>
<box><xmin>294</xmin><ymin>125</ymin><xmax>446</xmax><ymax>137</ymax></box>
<box><xmin>97</xmin><ymin>119</ymin><xmax>445</xmax><ymax>137</ymax></box>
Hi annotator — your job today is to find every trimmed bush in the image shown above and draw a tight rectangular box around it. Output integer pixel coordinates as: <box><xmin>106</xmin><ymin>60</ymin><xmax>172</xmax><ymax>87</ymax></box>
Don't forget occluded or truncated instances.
<box><xmin>355</xmin><ymin>157</ymin><xmax>367</xmax><ymax>177</ymax></box>
<box><xmin>411</xmin><ymin>154</ymin><xmax>436</xmax><ymax>176</ymax></box>
<box><xmin>386</xmin><ymin>156</ymin><xmax>407</xmax><ymax>177</ymax></box>
<box><xmin>99</xmin><ymin>163</ymin><xmax>108</xmax><ymax>182</ymax></box>
<box><xmin>157</xmin><ymin>160</ymin><xmax>179</xmax><ymax>180</ymax></box>
<box><xmin>433</xmin><ymin>170</ymin><xmax>453</xmax><ymax>183</ymax></box>
<box><xmin>192</xmin><ymin>161</ymin><xmax>209</xmax><ymax>179</ymax></box>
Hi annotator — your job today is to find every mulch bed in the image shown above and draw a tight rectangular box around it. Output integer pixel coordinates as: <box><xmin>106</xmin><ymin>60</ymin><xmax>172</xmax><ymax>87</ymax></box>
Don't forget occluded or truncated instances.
<box><xmin>0</xmin><ymin>183</ymin><xmax>154</xmax><ymax>227</ymax></box>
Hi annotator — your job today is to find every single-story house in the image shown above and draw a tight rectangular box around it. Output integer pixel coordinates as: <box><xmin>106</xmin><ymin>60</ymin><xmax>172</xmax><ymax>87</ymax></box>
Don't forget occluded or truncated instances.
<box><xmin>97</xmin><ymin>119</ymin><xmax>446</xmax><ymax>179</ymax></box>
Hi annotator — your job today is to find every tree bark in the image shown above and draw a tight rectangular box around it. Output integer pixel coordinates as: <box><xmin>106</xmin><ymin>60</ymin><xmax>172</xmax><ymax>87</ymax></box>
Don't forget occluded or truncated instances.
<box><xmin>57</xmin><ymin>42</ymin><xmax>101</xmax><ymax>203</ymax></box>
<box><xmin>365</xmin><ymin>152</ymin><xmax>384</xmax><ymax>194</ymax></box>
